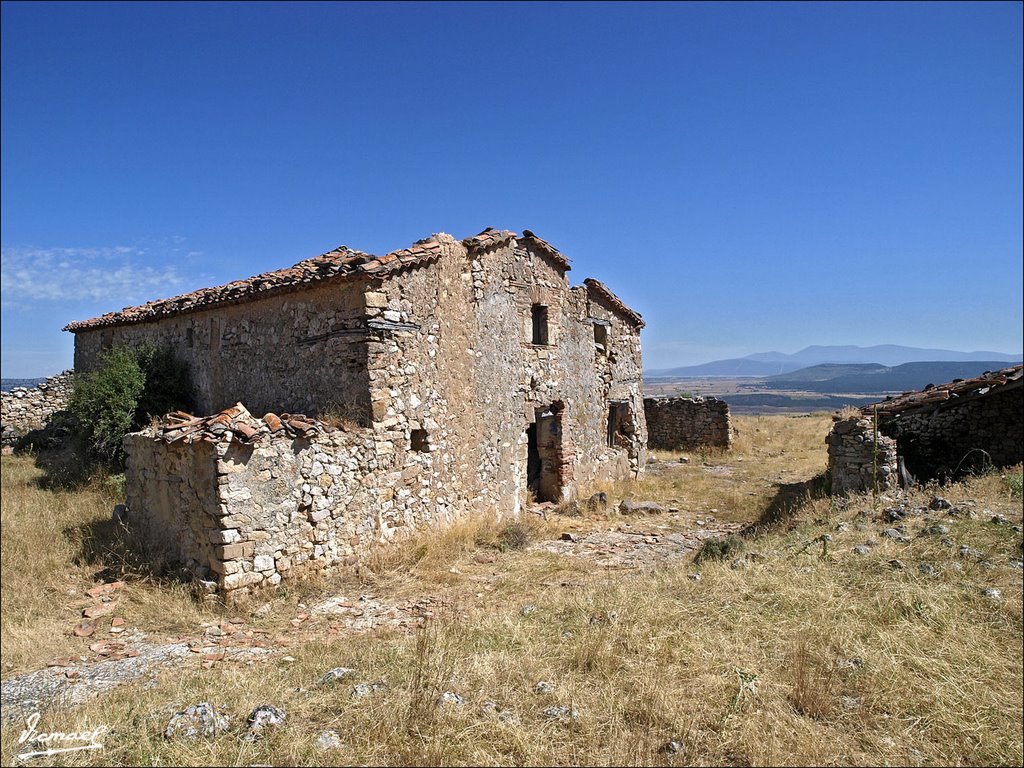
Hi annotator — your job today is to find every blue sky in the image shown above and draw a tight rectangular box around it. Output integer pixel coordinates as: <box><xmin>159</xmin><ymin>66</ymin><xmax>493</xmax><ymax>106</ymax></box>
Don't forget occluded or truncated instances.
<box><xmin>2</xmin><ymin>1</ymin><xmax>1021</xmax><ymax>377</ymax></box>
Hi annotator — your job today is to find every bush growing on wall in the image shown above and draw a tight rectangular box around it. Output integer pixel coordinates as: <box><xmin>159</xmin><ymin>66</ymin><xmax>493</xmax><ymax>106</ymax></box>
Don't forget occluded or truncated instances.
<box><xmin>69</xmin><ymin>344</ymin><xmax>191</xmax><ymax>466</ymax></box>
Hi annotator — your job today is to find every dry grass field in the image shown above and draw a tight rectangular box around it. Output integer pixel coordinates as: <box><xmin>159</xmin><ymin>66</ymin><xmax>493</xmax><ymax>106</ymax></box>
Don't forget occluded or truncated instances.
<box><xmin>1</xmin><ymin>414</ymin><xmax>1021</xmax><ymax>766</ymax></box>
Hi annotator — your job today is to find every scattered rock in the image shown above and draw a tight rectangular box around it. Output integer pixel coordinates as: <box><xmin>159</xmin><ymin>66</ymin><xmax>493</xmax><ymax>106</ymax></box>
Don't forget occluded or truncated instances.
<box><xmin>929</xmin><ymin>497</ymin><xmax>952</xmax><ymax>511</ymax></box>
<box><xmin>481</xmin><ymin>700</ymin><xmax>518</xmax><ymax>723</ymax></box>
<box><xmin>560</xmin><ymin>532</ymin><xmax>580</xmax><ymax>543</ymax></box>
<box><xmin>982</xmin><ymin>588</ymin><xmax>1002</xmax><ymax>601</ymax></box>
<box><xmin>520</xmin><ymin>604</ymin><xmax>539</xmax><ymax>617</ymax></box>
<box><xmin>245</xmin><ymin>704</ymin><xmax>287</xmax><ymax>740</ymax></box>
<box><xmin>317</xmin><ymin>667</ymin><xmax>357</xmax><ymax>687</ymax></box>
<box><xmin>688</xmin><ymin>572</ymin><xmax>701</xmax><ymax>581</ymax></box>
<box><xmin>882</xmin><ymin>528</ymin><xmax>910</xmax><ymax>543</ymax></box>
<box><xmin>661</xmin><ymin>739</ymin><xmax>685</xmax><ymax>756</ymax></box>
<box><xmin>72</xmin><ymin>621</ymin><xmax>95</xmax><ymax>638</ymax></box>
<box><xmin>164</xmin><ymin>703</ymin><xmax>230</xmax><ymax>740</ymax></box>
<box><xmin>853</xmin><ymin>545</ymin><xmax>871</xmax><ymax>556</ymax></box>
<box><xmin>841</xmin><ymin>696</ymin><xmax>863</xmax><ymax>711</ymax></box>
<box><xmin>918</xmin><ymin>563</ymin><xmax>938</xmax><ymax>578</ymax></box>
<box><xmin>920</xmin><ymin>524</ymin><xmax>949</xmax><ymax>537</ymax></box>
<box><xmin>586</xmin><ymin>492</ymin><xmax>609</xmax><ymax>513</ymax></box>
<box><xmin>314</xmin><ymin>730</ymin><xmax>344</xmax><ymax>751</ymax></box>
<box><xmin>350</xmin><ymin>682</ymin><xmax>386</xmax><ymax>698</ymax></box>
<box><xmin>730</xmin><ymin>557</ymin><xmax>747</xmax><ymax>570</ymax></box>
<box><xmin>542</xmin><ymin>705</ymin><xmax>579</xmax><ymax>721</ymax></box>
<box><xmin>835</xmin><ymin>522</ymin><xmax>849</xmax><ymax>533</ymax></box>
<box><xmin>253</xmin><ymin>602</ymin><xmax>273</xmax><ymax>618</ymax></box>
<box><xmin>889</xmin><ymin>559</ymin><xmax>906</xmax><ymax>570</ymax></box>
<box><xmin>436</xmin><ymin>691</ymin><xmax>465</xmax><ymax>708</ymax></box>
<box><xmin>837</xmin><ymin>657</ymin><xmax>864</xmax><ymax>671</ymax></box>
<box><xmin>83</xmin><ymin>603</ymin><xmax>116</xmax><ymax>619</ymax></box>
<box><xmin>618</xmin><ymin>500</ymin><xmax>664</xmax><ymax>516</ymax></box>
<box><xmin>534</xmin><ymin>680</ymin><xmax>555</xmax><ymax>695</ymax></box>
<box><xmin>990</xmin><ymin>514</ymin><xmax>1010</xmax><ymax>525</ymax></box>
<box><xmin>1008</xmin><ymin>558</ymin><xmax>1023</xmax><ymax>570</ymax></box>
<box><xmin>884</xmin><ymin>507</ymin><xmax>906</xmax><ymax>522</ymax></box>
<box><xmin>959</xmin><ymin>545</ymin><xmax>984</xmax><ymax>561</ymax></box>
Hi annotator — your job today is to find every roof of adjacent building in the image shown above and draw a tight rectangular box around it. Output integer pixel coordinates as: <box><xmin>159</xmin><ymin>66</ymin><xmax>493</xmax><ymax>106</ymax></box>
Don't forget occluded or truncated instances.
<box><xmin>584</xmin><ymin>278</ymin><xmax>645</xmax><ymax>328</ymax></box>
<box><xmin>864</xmin><ymin>364</ymin><xmax>1024</xmax><ymax>417</ymax></box>
<box><xmin>63</xmin><ymin>227</ymin><xmax>632</xmax><ymax>332</ymax></box>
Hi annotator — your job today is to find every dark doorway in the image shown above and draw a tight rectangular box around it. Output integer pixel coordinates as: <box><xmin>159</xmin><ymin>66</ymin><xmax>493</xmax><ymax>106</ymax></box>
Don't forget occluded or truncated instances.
<box><xmin>526</xmin><ymin>405</ymin><xmax>563</xmax><ymax>502</ymax></box>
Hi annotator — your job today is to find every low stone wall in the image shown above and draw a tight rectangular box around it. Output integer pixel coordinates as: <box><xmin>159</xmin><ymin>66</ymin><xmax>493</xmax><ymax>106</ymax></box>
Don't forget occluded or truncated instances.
<box><xmin>1</xmin><ymin>371</ymin><xmax>74</xmax><ymax>447</ymax></box>
<box><xmin>124</xmin><ymin>410</ymin><xmax>461</xmax><ymax>602</ymax></box>
<box><xmin>825</xmin><ymin>415</ymin><xmax>899</xmax><ymax>495</ymax></box>
<box><xmin>643</xmin><ymin>396</ymin><xmax>731</xmax><ymax>451</ymax></box>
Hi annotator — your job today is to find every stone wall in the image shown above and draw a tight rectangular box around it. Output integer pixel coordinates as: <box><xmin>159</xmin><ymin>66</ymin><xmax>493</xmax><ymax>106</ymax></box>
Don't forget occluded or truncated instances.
<box><xmin>72</xmin><ymin>281</ymin><xmax>370</xmax><ymax>420</ymax></box>
<box><xmin>643</xmin><ymin>396</ymin><xmax>731</xmax><ymax>451</ymax></box>
<box><xmin>882</xmin><ymin>386</ymin><xmax>1023</xmax><ymax>481</ymax></box>
<box><xmin>825</xmin><ymin>415</ymin><xmax>899</xmax><ymax>495</ymax></box>
<box><xmin>1</xmin><ymin>371</ymin><xmax>74</xmax><ymax>447</ymax></box>
<box><xmin>124</xmin><ymin>415</ymin><xmax>416</xmax><ymax>599</ymax></box>
<box><xmin>827</xmin><ymin>381</ymin><xmax>1022</xmax><ymax>493</ymax></box>
<box><xmin>116</xmin><ymin>231</ymin><xmax>648</xmax><ymax>599</ymax></box>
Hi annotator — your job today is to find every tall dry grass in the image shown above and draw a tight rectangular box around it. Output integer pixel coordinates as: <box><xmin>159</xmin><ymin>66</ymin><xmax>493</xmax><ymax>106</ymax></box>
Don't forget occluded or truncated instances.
<box><xmin>1</xmin><ymin>415</ymin><xmax>1022</xmax><ymax>766</ymax></box>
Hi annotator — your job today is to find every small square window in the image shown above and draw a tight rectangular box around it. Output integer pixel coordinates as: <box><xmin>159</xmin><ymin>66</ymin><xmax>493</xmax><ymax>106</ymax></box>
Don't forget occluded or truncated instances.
<box><xmin>531</xmin><ymin>304</ymin><xmax>549</xmax><ymax>345</ymax></box>
<box><xmin>411</xmin><ymin>429</ymin><xmax>430</xmax><ymax>453</ymax></box>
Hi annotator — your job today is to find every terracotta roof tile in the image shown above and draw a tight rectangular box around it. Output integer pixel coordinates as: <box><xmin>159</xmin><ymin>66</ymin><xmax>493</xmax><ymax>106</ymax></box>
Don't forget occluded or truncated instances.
<box><xmin>462</xmin><ymin>227</ymin><xmax>517</xmax><ymax>254</ymax></box>
<box><xmin>520</xmin><ymin>230</ymin><xmax>572</xmax><ymax>272</ymax></box>
<box><xmin>584</xmin><ymin>278</ymin><xmax>645</xmax><ymax>328</ymax></box>
<box><xmin>64</xmin><ymin>239</ymin><xmax>443</xmax><ymax>332</ymax></box>
<box><xmin>157</xmin><ymin>403</ymin><xmax>327</xmax><ymax>444</ymax></box>
<box><xmin>864</xmin><ymin>364</ymin><xmax>1024</xmax><ymax>417</ymax></box>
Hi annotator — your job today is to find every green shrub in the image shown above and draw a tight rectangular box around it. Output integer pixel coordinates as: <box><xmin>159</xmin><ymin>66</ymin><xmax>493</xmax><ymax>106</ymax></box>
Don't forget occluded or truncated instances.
<box><xmin>694</xmin><ymin>534</ymin><xmax>744</xmax><ymax>564</ymax></box>
<box><xmin>1004</xmin><ymin>473</ymin><xmax>1023</xmax><ymax>500</ymax></box>
<box><xmin>69</xmin><ymin>344</ymin><xmax>191</xmax><ymax>466</ymax></box>
<box><xmin>497</xmin><ymin>521</ymin><xmax>530</xmax><ymax>552</ymax></box>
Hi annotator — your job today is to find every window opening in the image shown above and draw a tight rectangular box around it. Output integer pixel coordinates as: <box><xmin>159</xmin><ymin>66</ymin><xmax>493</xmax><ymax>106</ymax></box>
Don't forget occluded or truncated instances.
<box><xmin>531</xmin><ymin>304</ymin><xmax>549</xmax><ymax>345</ymax></box>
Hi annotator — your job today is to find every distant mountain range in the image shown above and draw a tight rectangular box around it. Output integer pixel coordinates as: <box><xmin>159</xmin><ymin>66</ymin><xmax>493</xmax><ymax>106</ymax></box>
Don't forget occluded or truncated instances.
<box><xmin>646</xmin><ymin>345</ymin><xmax>1022</xmax><ymax>378</ymax></box>
<box><xmin>761</xmin><ymin>360</ymin><xmax>1019</xmax><ymax>394</ymax></box>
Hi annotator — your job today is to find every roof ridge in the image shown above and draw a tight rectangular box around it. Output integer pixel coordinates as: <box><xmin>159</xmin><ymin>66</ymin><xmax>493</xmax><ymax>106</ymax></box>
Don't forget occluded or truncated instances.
<box><xmin>584</xmin><ymin>277</ymin><xmax>644</xmax><ymax>328</ymax></box>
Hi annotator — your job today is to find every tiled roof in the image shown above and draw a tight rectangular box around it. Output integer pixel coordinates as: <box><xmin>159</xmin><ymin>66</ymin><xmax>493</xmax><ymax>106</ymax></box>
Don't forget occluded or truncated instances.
<box><xmin>462</xmin><ymin>227</ymin><xmax>517</xmax><ymax>254</ymax></box>
<box><xmin>584</xmin><ymin>278</ymin><xmax>645</xmax><ymax>328</ymax></box>
<box><xmin>65</xmin><ymin>227</ymin><xmax>599</xmax><ymax>332</ymax></box>
<box><xmin>156</xmin><ymin>403</ymin><xmax>326</xmax><ymax>444</ymax></box>
<box><xmin>865</xmin><ymin>364</ymin><xmax>1024</xmax><ymax>417</ymax></box>
<box><xmin>462</xmin><ymin>228</ymin><xmax>572</xmax><ymax>272</ymax></box>
<box><xmin>64</xmin><ymin>239</ymin><xmax>444</xmax><ymax>332</ymax></box>
<box><xmin>520</xmin><ymin>230</ymin><xmax>572</xmax><ymax>271</ymax></box>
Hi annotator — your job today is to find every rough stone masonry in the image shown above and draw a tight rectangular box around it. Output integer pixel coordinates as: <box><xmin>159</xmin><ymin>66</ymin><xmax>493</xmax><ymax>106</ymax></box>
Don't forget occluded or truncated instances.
<box><xmin>643</xmin><ymin>396</ymin><xmax>731</xmax><ymax>451</ymax></box>
<box><xmin>828</xmin><ymin>365</ymin><xmax>1023</xmax><ymax>494</ymax></box>
<box><xmin>66</xmin><ymin>228</ymin><xmax>649</xmax><ymax>600</ymax></box>
<box><xmin>1</xmin><ymin>371</ymin><xmax>74</xmax><ymax>449</ymax></box>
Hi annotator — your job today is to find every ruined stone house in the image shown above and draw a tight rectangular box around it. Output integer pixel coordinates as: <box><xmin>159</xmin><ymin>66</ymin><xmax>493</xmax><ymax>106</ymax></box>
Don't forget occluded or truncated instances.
<box><xmin>64</xmin><ymin>228</ymin><xmax>647</xmax><ymax>598</ymax></box>
<box><xmin>827</xmin><ymin>364</ymin><xmax>1023</xmax><ymax>494</ymax></box>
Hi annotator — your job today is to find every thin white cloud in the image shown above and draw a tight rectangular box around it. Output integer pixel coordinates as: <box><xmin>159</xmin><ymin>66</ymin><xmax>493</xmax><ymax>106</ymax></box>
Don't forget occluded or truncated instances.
<box><xmin>0</xmin><ymin>245</ymin><xmax>188</xmax><ymax>304</ymax></box>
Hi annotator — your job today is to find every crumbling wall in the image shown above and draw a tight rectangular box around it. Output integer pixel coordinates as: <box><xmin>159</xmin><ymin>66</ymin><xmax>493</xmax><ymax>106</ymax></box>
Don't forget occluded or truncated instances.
<box><xmin>643</xmin><ymin>396</ymin><xmax>731</xmax><ymax>451</ymax></box>
<box><xmin>825</xmin><ymin>415</ymin><xmax>899</xmax><ymax>495</ymax></box>
<box><xmin>881</xmin><ymin>386</ymin><xmax>1023</xmax><ymax>481</ymax></box>
<box><xmin>123</xmin><ymin>435</ymin><xmax>222</xmax><ymax>577</ymax></box>
<box><xmin>124</xmin><ymin>417</ymin><xmax>451</xmax><ymax>601</ymax></box>
<box><xmin>1</xmin><ymin>371</ymin><xmax>74</xmax><ymax>447</ymax></box>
